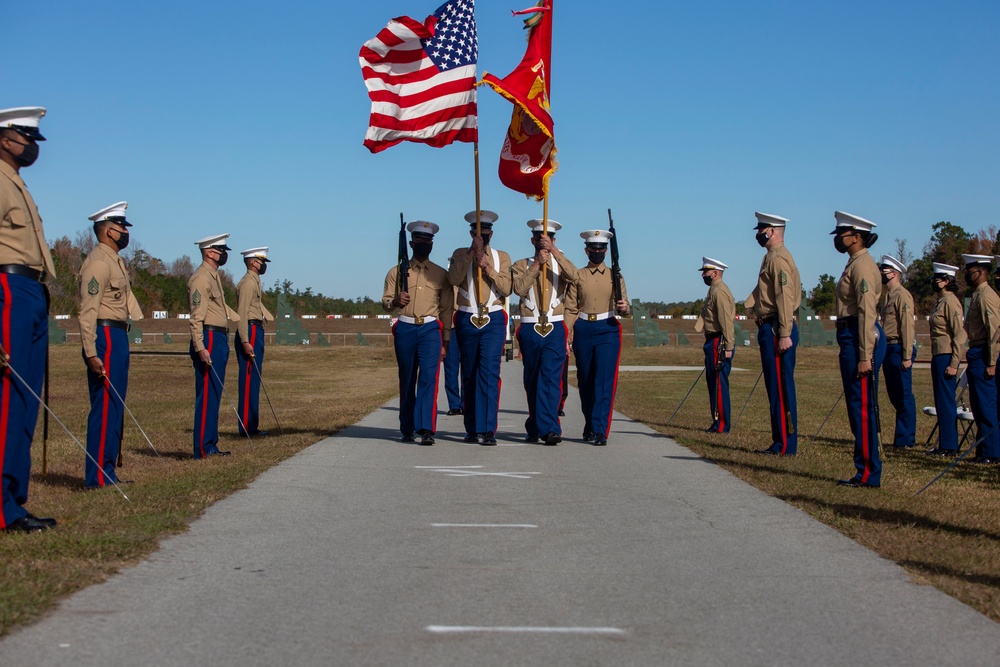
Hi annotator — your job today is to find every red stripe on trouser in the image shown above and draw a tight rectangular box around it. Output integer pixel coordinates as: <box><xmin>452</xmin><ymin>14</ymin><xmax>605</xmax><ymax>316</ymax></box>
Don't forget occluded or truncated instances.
<box><xmin>199</xmin><ymin>333</ymin><xmax>214</xmax><ymax>457</ymax></box>
<box><xmin>860</xmin><ymin>374</ymin><xmax>870</xmax><ymax>483</ymax></box>
<box><xmin>431</xmin><ymin>326</ymin><xmax>442</xmax><ymax>433</ymax></box>
<box><xmin>97</xmin><ymin>327</ymin><xmax>113</xmax><ymax>487</ymax></box>
<box><xmin>605</xmin><ymin>322</ymin><xmax>623</xmax><ymax>437</ymax></box>
<box><xmin>0</xmin><ymin>275</ymin><xmax>11</xmax><ymax>529</ymax></box>
<box><xmin>715</xmin><ymin>338</ymin><xmax>725</xmax><ymax>431</ymax></box>
<box><xmin>774</xmin><ymin>334</ymin><xmax>788</xmax><ymax>453</ymax></box>
<box><xmin>242</xmin><ymin>325</ymin><xmax>256</xmax><ymax>429</ymax></box>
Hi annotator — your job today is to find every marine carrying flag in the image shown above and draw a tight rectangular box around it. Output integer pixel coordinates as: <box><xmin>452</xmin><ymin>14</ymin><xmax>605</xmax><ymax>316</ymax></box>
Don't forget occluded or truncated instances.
<box><xmin>480</xmin><ymin>0</ymin><xmax>555</xmax><ymax>200</ymax></box>
<box><xmin>359</xmin><ymin>0</ymin><xmax>479</xmax><ymax>153</ymax></box>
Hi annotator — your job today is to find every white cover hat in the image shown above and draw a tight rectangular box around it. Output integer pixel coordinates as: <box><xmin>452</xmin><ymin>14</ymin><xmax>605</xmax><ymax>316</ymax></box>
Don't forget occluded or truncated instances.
<box><xmin>962</xmin><ymin>254</ymin><xmax>993</xmax><ymax>268</ymax></box>
<box><xmin>526</xmin><ymin>218</ymin><xmax>562</xmax><ymax>233</ymax></box>
<box><xmin>879</xmin><ymin>255</ymin><xmax>906</xmax><ymax>273</ymax></box>
<box><xmin>754</xmin><ymin>212</ymin><xmax>788</xmax><ymax>229</ymax></box>
<box><xmin>580</xmin><ymin>229</ymin><xmax>613</xmax><ymax>244</ymax></box>
<box><xmin>464</xmin><ymin>210</ymin><xmax>499</xmax><ymax>225</ymax></box>
<box><xmin>699</xmin><ymin>256</ymin><xmax>728</xmax><ymax>271</ymax></box>
<box><xmin>406</xmin><ymin>221</ymin><xmax>440</xmax><ymax>236</ymax></box>
<box><xmin>195</xmin><ymin>233</ymin><xmax>231</xmax><ymax>250</ymax></box>
<box><xmin>0</xmin><ymin>106</ymin><xmax>46</xmax><ymax>140</ymax></box>
<box><xmin>88</xmin><ymin>201</ymin><xmax>131</xmax><ymax>226</ymax></box>
<box><xmin>833</xmin><ymin>211</ymin><xmax>876</xmax><ymax>233</ymax></box>
<box><xmin>932</xmin><ymin>262</ymin><xmax>958</xmax><ymax>277</ymax></box>
<box><xmin>241</xmin><ymin>246</ymin><xmax>271</xmax><ymax>262</ymax></box>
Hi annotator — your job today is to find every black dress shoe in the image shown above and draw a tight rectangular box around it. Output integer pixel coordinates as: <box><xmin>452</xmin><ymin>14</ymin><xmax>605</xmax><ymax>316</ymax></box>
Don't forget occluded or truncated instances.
<box><xmin>524</xmin><ymin>434</ymin><xmax>540</xmax><ymax>443</ymax></box>
<box><xmin>754</xmin><ymin>448</ymin><xmax>779</xmax><ymax>455</ymax></box>
<box><xmin>926</xmin><ymin>447</ymin><xmax>958</xmax><ymax>457</ymax></box>
<box><xmin>420</xmin><ymin>434</ymin><xmax>435</xmax><ymax>446</ymax></box>
<box><xmin>891</xmin><ymin>443</ymin><xmax>915</xmax><ymax>449</ymax></box>
<box><xmin>593</xmin><ymin>435</ymin><xmax>607</xmax><ymax>446</ymax></box>
<box><xmin>447</xmin><ymin>408</ymin><xmax>463</xmax><ymax>416</ymax></box>
<box><xmin>544</xmin><ymin>432</ymin><xmax>562</xmax><ymax>446</ymax></box>
<box><xmin>558</xmin><ymin>410</ymin><xmax>566</xmax><ymax>417</ymax></box>
<box><xmin>400</xmin><ymin>434</ymin><xmax>416</xmax><ymax>443</ymax></box>
<box><xmin>480</xmin><ymin>432</ymin><xmax>497</xmax><ymax>446</ymax></box>
<box><xmin>970</xmin><ymin>456</ymin><xmax>999</xmax><ymax>464</ymax></box>
<box><xmin>250</xmin><ymin>430</ymin><xmax>270</xmax><ymax>437</ymax></box>
<box><xmin>582</xmin><ymin>431</ymin><xmax>595</xmax><ymax>442</ymax></box>
<box><xmin>837</xmin><ymin>478</ymin><xmax>880</xmax><ymax>488</ymax></box>
<box><xmin>26</xmin><ymin>513</ymin><xmax>57</xmax><ymax>527</ymax></box>
<box><xmin>464</xmin><ymin>433</ymin><xmax>479</xmax><ymax>443</ymax></box>
<box><xmin>3</xmin><ymin>516</ymin><xmax>50</xmax><ymax>532</ymax></box>
<box><xmin>213</xmin><ymin>450</ymin><xmax>232</xmax><ymax>457</ymax></box>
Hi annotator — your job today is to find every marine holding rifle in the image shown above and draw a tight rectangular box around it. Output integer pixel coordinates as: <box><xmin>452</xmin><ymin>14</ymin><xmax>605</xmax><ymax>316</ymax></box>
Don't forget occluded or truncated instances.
<box><xmin>699</xmin><ymin>256</ymin><xmax>735</xmax><ymax>434</ymax></box>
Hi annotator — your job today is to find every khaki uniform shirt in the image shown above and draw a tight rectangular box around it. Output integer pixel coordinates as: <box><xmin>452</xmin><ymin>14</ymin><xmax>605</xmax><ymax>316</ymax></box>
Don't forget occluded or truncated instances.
<box><xmin>447</xmin><ymin>245</ymin><xmax>512</xmax><ymax>309</ymax></box>
<box><xmin>964</xmin><ymin>281</ymin><xmax>1000</xmax><ymax>363</ymax></box>
<box><xmin>511</xmin><ymin>250</ymin><xmax>578</xmax><ymax>320</ymax></box>
<box><xmin>382</xmin><ymin>258</ymin><xmax>454</xmax><ymax>341</ymax></box>
<box><xmin>929</xmin><ymin>291</ymin><xmax>966</xmax><ymax>369</ymax></box>
<box><xmin>0</xmin><ymin>161</ymin><xmax>55</xmax><ymax>277</ymax></box>
<box><xmin>880</xmin><ymin>283</ymin><xmax>915</xmax><ymax>350</ymax></box>
<box><xmin>702</xmin><ymin>279</ymin><xmax>736</xmax><ymax>351</ymax></box>
<box><xmin>78</xmin><ymin>243</ymin><xmax>144</xmax><ymax>358</ymax></box>
<box><xmin>188</xmin><ymin>261</ymin><xmax>238</xmax><ymax>351</ymax></box>
<box><xmin>236</xmin><ymin>270</ymin><xmax>274</xmax><ymax>343</ymax></box>
<box><xmin>566</xmin><ymin>262</ymin><xmax>629</xmax><ymax>331</ymax></box>
<box><xmin>752</xmin><ymin>243</ymin><xmax>800</xmax><ymax>337</ymax></box>
<box><xmin>836</xmin><ymin>249</ymin><xmax>882</xmax><ymax>361</ymax></box>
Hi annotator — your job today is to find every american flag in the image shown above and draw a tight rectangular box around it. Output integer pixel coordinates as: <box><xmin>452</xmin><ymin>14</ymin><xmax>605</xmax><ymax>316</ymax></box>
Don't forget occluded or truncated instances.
<box><xmin>360</xmin><ymin>0</ymin><xmax>478</xmax><ymax>154</ymax></box>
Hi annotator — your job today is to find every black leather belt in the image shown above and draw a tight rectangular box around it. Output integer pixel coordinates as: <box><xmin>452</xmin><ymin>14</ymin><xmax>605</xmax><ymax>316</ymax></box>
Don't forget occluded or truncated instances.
<box><xmin>0</xmin><ymin>264</ymin><xmax>46</xmax><ymax>282</ymax></box>
<box><xmin>705</xmin><ymin>331</ymin><xmax>722</xmax><ymax>339</ymax></box>
<box><xmin>756</xmin><ymin>315</ymin><xmax>778</xmax><ymax>327</ymax></box>
<box><xmin>886</xmin><ymin>337</ymin><xmax>901</xmax><ymax>344</ymax></box>
<box><xmin>836</xmin><ymin>316</ymin><xmax>858</xmax><ymax>331</ymax></box>
<box><xmin>970</xmin><ymin>339</ymin><xmax>987</xmax><ymax>347</ymax></box>
<box><xmin>248</xmin><ymin>319</ymin><xmax>264</xmax><ymax>325</ymax></box>
<box><xmin>96</xmin><ymin>319</ymin><xmax>129</xmax><ymax>331</ymax></box>
<box><xmin>205</xmin><ymin>324</ymin><xmax>229</xmax><ymax>334</ymax></box>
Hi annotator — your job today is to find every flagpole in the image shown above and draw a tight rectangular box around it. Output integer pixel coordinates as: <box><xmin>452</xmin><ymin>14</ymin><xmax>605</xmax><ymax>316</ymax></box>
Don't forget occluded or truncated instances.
<box><xmin>540</xmin><ymin>194</ymin><xmax>549</xmax><ymax>328</ymax></box>
<box><xmin>473</xmin><ymin>140</ymin><xmax>485</xmax><ymax>316</ymax></box>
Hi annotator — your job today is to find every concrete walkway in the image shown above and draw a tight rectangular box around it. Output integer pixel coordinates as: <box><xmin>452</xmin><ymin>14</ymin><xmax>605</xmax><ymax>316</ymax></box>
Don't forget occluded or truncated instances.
<box><xmin>2</xmin><ymin>360</ymin><xmax>998</xmax><ymax>666</ymax></box>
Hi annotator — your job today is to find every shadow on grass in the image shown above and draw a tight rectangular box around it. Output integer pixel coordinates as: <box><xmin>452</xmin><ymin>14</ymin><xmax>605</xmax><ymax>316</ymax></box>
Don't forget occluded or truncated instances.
<box><xmin>31</xmin><ymin>472</ymin><xmax>83</xmax><ymax>490</ymax></box>
<box><xmin>777</xmin><ymin>493</ymin><xmax>1000</xmax><ymax>543</ymax></box>
<box><xmin>898</xmin><ymin>559</ymin><xmax>1000</xmax><ymax>588</ymax></box>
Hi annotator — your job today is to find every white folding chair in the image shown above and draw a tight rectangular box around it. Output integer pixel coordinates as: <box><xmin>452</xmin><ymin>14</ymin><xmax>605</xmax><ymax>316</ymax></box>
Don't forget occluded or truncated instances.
<box><xmin>923</xmin><ymin>367</ymin><xmax>974</xmax><ymax>446</ymax></box>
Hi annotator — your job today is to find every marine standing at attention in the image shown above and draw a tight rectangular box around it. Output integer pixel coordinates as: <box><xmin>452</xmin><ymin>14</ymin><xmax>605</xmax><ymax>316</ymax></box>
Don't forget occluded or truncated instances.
<box><xmin>832</xmin><ymin>212</ymin><xmax>886</xmax><ymax>488</ymax></box>
<box><xmin>750</xmin><ymin>212</ymin><xmax>801</xmax><ymax>456</ymax></box>
<box><xmin>699</xmin><ymin>257</ymin><xmax>735</xmax><ymax>433</ymax></box>
<box><xmin>878</xmin><ymin>255</ymin><xmax>917</xmax><ymax>449</ymax></box>
<box><xmin>235</xmin><ymin>247</ymin><xmax>274</xmax><ymax>437</ymax></box>
<box><xmin>570</xmin><ymin>229</ymin><xmax>630</xmax><ymax>446</ymax></box>
<box><xmin>383</xmin><ymin>221</ymin><xmax>453</xmax><ymax>445</ymax></box>
<box><xmin>0</xmin><ymin>107</ymin><xmax>58</xmax><ymax>532</ymax></box>
<box><xmin>78</xmin><ymin>201</ymin><xmax>143</xmax><ymax>489</ymax></box>
<box><xmin>448</xmin><ymin>210</ymin><xmax>512</xmax><ymax>446</ymax></box>
<box><xmin>960</xmin><ymin>254</ymin><xmax>1000</xmax><ymax>464</ymax></box>
<box><xmin>512</xmin><ymin>218</ymin><xmax>578</xmax><ymax>445</ymax></box>
<box><xmin>188</xmin><ymin>233</ymin><xmax>239</xmax><ymax>459</ymax></box>
<box><xmin>925</xmin><ymin>263</ymin><xmax>966</xmax><ymax>457</ymax></box>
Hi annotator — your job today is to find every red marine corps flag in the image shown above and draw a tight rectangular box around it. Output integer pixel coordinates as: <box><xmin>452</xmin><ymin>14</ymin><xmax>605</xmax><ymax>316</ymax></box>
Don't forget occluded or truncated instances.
<box><xmin>480</xmin><ymin>1</ymin><xmax>555</xmax><ymax>200</ymax></box>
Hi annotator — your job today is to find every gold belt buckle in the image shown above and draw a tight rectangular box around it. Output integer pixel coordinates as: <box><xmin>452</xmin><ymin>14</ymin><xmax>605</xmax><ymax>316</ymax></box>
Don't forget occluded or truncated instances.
<box><xmin>414</xmin><ymin>316</ymin><xmax>425</xmax><ymax>325</ymax></box>
<box><xmin>588</xmin><ymin>313</ymin><xmax>597</xmax><ymax>322</ymax></box>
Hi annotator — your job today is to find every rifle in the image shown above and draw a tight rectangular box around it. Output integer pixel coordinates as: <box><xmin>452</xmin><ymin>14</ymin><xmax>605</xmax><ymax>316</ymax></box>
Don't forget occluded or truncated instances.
<box><xmin>607</xmin><ymin>208</ymin><xmax>623</xmax><ymax>305</ymax></box>
<box><xmin>397</xmin><ymin>213</ymin><xmax>410</xmax><ymax>296</ymax></box>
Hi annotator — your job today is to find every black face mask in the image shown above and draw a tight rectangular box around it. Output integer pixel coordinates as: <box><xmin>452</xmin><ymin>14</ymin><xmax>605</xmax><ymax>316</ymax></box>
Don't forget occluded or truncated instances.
<box><xmin>480</xmin><ymin>235</ymin><xmax>491</xmax><ymax>247</ymax></box>
<box><xmin>257</xmin><ymin>262</ymin><xmax>267</xmax><ymax>276</ymax></box>
<box><xmin>216</xmin><ymin>250</ymin><xmax>228</xmax><ymax>267</ymax></box>
<box><xmin>111</xmin><ymin>230</ymin><xmax>130</xmax><ymax>251</ymax></box>
<box><xmin>702</xmin><ymin>276</ymin><xmax>713</xmax><ymax>286</ymax></box>
<box><xmin>412</xmin><ymin>243</ymin><xmax>433</xmax><ymax>258</ymax></box>
<box><xmin>587</xmin><ymin>251</ymin><xmax>606</xmax><ymax>265</ymax></box>
<box><xmin>834</xmin><ymin>236</ymin><xmax>852</xmax><ymax>254</ymax></box>
<box><xmin>5</xmin><ymin>140</ymin><xmax>38</xmax><ymax>167</ymax></box>
<box><xmin>755</xmin><ymin>231</ymin><xmax>770</xmax><ymax>247</ymax></box>
<box><xmin>880</xmin><ymin>273</ymin><xmax>891</xmax><ymax>285</ymax></box>
<box><xmin>932</xmin><ymin>282</ymin><xmax>944</xmax><ymax>293</ymax></box>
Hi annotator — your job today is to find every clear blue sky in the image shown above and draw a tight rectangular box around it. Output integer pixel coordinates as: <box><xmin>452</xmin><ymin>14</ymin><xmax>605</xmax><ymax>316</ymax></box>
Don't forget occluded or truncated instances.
<box><xmin>8</xmin><ymin>0</ymin><xmax>998</xmax><ymax>305</ymax></box>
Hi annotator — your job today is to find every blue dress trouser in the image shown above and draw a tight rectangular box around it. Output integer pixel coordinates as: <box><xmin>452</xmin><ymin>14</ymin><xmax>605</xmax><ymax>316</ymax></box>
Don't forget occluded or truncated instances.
<box><xmin>882</xmin><ymin>343</ymin><xmax>917</xmax><ymax>447</ymax></box>
<box><xmin>84</xmin><ymin>326</ymin><xmax>129</xmax><ymax>488</ymax></box>
<box><xmin>0</xmin><ymin>274</ymin><xmax>47</xmax><ymax>528</ymax></box>
<box><xmin>757</xmin><ymin>321</ymin><xmax>798</xmax><ymax>454</ymax></box>
<box><xmin>930</xmin><ymin>354</ymin><xmax>959</xmax><ymax>451</ymax></box>
<box><xmin>454</xmin><ymin>311</ymin><xmax>506</xmax><ymax>436</ymax></box>
<box><xmin>704</xmin><ymin>335</ymin><xmax>732</xmax><ymax>433</ymax></box>
<box><xmin>837</xmin><ymin>322</ymin><xmax>887</xmax><ymax>486</ymax></box>
<box><xmin>516</xmin><ymin>321</ymin><xmax>567</xmax><ymax>438</ymax></box>
<box><xmin>573</xmin><ymin>318</ymin><xmax>622</xmax><ymax>439</ymax></box>
<box><xmin>966</xmin><ymin>344</ymin><xmax>999</xmax><ymax>458</ymax></box>
<box><xmin>392</xmin><ymin>319</ymin><xmax>442</xmax><ymax>436</ymax></box>
<box><xmin>191</xmin><ymin>330</ymin><xmax>229</xmax><ymax>458</ymax></box>
<box><xmin>235</xmin><ymin>322</ymin><xmax>265</xmax><ymax>436</ymax></box>
<box><xmin>443</xmin><ymin>332</ymin><xmax>462</xmax><ymax>411</ymax></box>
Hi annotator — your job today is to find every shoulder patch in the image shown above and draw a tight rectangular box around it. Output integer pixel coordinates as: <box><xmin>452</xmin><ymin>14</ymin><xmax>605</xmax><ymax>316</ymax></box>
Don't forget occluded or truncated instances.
<box><xmin>860</xmin><ymin>279</ymin><xmax>869</xmax><ymax>294</ymax></box>
<box><xmin>192</xmin><ymin>289</ymin><xmax>202</xmax><ymax>307</ymax></box>
<box><xmin>778</xmin><ymin>270</ymin><xmax>788</xmax><ymax>286</ymax></box>
<box><xmin>87</xmin><ymin>276</ymin><xmax>100</xmax><ymax>296</ymax></box>
<box><xmin>902</xmin><ymin>303</ymin><xmax>909</xmax><ymax>312</ymax></box>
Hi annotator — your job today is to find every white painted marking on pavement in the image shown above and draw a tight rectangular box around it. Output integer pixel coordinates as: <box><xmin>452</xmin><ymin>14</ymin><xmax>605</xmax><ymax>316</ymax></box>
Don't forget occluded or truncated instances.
<box><xmin>431</xmin><ymin>523</ymin><xmax>538</xmax><ymax>528</ymax></box>
<box><xmin>417</xmin><ymin>466</ymin><xmax>541</xmax><ymax>479</ymax></box>
<box><xmin>414</xmin><ymin>465</ymin><xmax>483</xmax><ymax>469</ymax></box>
<box><xmin>426</xmin><ymin>625</ymin><xmax>627</xmax><ymax>636</ymax></box>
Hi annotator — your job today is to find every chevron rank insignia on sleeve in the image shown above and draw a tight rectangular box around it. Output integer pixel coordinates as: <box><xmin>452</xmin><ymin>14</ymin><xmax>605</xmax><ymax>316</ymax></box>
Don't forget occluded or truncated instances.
<box><xmin>860</xmin><ymin>279</ymin><xmax>869</xmax><ymax>294</ymax></box>
<box><xmin>192</xmin><ymin>289</ymin><xmax>202</xmax><ymax>307</ymax></box>
<box><xmin>87</xmin><ymin>276</ymin><xmax>100</xmax><ymax>296</ymax></box>
<box><xmin>779</xmin><ymin>270</ymin><xmax>788</xmax><ymax>286</ymax></box>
